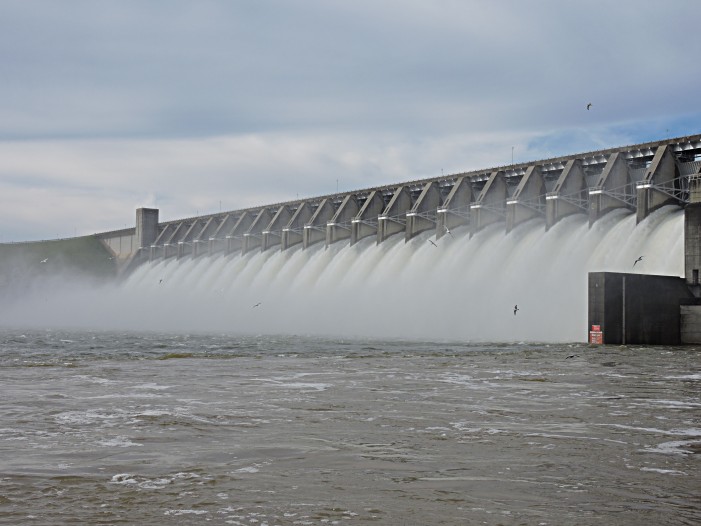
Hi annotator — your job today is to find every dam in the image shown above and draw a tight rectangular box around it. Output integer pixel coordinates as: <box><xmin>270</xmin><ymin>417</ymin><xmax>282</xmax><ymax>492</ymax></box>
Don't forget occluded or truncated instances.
<box><xmin>3</xmin><ymin>134</ymin><xmax>701</xmax><ymax>342</ymax></box>
<box><xmin>98</xmin><ymin>135</ymin><xmax>701</xmax><ymax>268</ymax></box>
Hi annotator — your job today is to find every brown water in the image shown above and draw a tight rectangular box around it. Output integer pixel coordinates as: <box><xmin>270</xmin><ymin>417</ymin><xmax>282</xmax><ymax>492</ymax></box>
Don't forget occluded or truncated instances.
<box><xmin>1</xmin><ymin>329</ymin><xmax>699</xmax><ymax>525</ymax></box>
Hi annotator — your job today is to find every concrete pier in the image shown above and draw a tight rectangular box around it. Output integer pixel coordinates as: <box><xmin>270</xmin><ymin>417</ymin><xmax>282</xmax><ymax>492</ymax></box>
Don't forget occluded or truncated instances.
<box><xmin>588</xmin><ymin>152</ymin><xmax>635</xmax><ymax>226</ymax></box>
<box><xmin>471</xmin><ymin>171</ymin><xmax>507</xmax><ymax>235</ymax></box>
<box><xmin>436</xmin><ymin>176</ymin><xmax>473</xmax><ymax>239</ymax></box>
<box><xmin>303</xmin><ymin>199</ymin><xmax>334</xmax><ymax>249</ymax></box>
<box><xmin>326</xmin><ymin>194</ymin><xmax>358</xmax><ymax>246</ymax></box>
<box><xmin>545</xmin><ymin>159</ymin><xmax>587</xmax><ymax>230</ymax></box>
<box><xmin>377</xmin><ymin>186</ymin><xmax>411</xmax><ymax>244</ymax></box>
<box><xmin>505</xmin><ymin>166</ymin><xmax>544</xmax><ymax>233</ymax></box>
<box><xmin>282</xmin><ymin>202</ymin><xmax>314</xmax><ymax>251</ymax></box>
<box><xmin>406</xmin><ymin>182</ymin><xmax>441</xmax><ymax>241</ymax></box>
<box><xmin>351</xmin><ymin>190</ymin><xmax>384</xmax><ymax>245</ymax></box>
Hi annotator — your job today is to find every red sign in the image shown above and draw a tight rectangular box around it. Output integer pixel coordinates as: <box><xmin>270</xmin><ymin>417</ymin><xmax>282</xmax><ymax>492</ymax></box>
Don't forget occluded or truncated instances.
<box><xmin>589</xmin><ymin>330</ymin><xmax>603</xmax><ymax>344</ymax></box>
<box><xmin>591</xmin><ymin>325</ymin><xmax>601</xmax><ymax>332</ymax></box>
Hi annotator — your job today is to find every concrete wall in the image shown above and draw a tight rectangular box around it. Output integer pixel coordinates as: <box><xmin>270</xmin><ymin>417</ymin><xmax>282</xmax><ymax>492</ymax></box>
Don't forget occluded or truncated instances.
<box><xmin>588</xmin><ymin>272</ymin><xmax>694</xmax><ymax>345</ymax></box>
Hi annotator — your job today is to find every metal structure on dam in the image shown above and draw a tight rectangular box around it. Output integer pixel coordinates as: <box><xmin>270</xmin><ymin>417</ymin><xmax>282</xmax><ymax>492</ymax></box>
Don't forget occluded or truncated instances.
<box><xmin>97</xmin><ymin>135</ymin><xmax>701</xmax><ymax>269</ymax></box>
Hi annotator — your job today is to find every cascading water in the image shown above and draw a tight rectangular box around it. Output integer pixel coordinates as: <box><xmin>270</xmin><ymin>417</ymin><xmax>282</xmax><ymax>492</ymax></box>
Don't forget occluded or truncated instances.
<box><xmin>2</xmin><ymin>206</ymin><xmax>684</xmax><ymax>341</ymax></box>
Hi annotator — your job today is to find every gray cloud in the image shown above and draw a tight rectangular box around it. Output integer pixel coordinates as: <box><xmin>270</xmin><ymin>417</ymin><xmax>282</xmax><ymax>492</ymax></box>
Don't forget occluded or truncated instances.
<box><xmin>0</xmin><ymin>0</ymin><xmax>699</xmax><ymax>240</ymax></box>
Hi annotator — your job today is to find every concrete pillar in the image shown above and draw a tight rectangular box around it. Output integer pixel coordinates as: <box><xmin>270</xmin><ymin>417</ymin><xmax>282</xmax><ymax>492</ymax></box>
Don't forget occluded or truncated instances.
<box><xmin>471</xmin><ymin>171</ymin><xmax>506</xmax><ymax>236</ymax></box>
<box><xmin>303</xmin><ymin>199</ymin><xmax>335</xmax><ymax>249</ymax></box>
<box><xmin>164</xmin><ymin>222</ymin><xmax>187</xmax><ymax>259</ymax></box>
<box><xmin>545</xmin><ymin>159</ymin><xmax>587</xmax><ymax>230</ymax></box>
<box><xmin>351</xmin><ymin>191</ymin><xmax>384</xmax><ymax>245</ymax></box>
<box><xmin>177</xmin><ymin>219</ymin><xmax>207</xmax><ymax>259</ymax></box>
<box><xmin>588</xmin><ymin>152</ymin><xmax>634</xmax><ymax>226</ymax></box>
<box><xmin>377</xmin><ymin>186</ymin><xmax>411</xmax><ymax>244</ymax></box>
<box><xmin>192</xmin><ymin>217</ymin><xmax>219</xmax><ymax>257</ymax></box>
<box><xmin>505</xmin><ymin>166</ymin><xmax>544</xmax><ymax>233</ymax></box>
<box><xmin>326</xmin><ymin>194</ymin><xmax>359</xmax><ymax>247</ymax></box>
<box><xmin>436</xmin><ymin>176</ymin><xmax>473</xmax><ymax>239</ymax></box>
<box><xmin>261</xmin><ymin>205</ymin><xmax>293</xmax><ymax>251</ymax></box>
<box><xmin>149</xmin><ymin>223</ymin><xmax>175</xmax><ymax>260</ymax></box>
<box><xmin>242</xmin><ymin>208</ymin><xmax>274</xmax><ymax>255</ymax></box>
<box><xmin>136</xmin><ymin>208</ymin><xmax>159</xmax><ymax>249</ymax></box>
<box><xmin>208</xmin><ymin>214</ymin><xmax>237</xmax><ymax>255</ymax></box>
<box><xmin>226</xmin><ymin>211</ymin><xmax>255</xmax><ymax>255</ymax></box>
<box><xmin>282</xmin><ymin>202</ymin><xmax>314</xmax><ymax>251</ymax></box>
<box><xmin>406</xmin><ymin>182</ymin><xmax>441</xmax><ymax>241</ymax></box>
<box><xmin>636</xmin><ymin>145</ymin><xmax>680</xmax><ymax>223</ymax></box>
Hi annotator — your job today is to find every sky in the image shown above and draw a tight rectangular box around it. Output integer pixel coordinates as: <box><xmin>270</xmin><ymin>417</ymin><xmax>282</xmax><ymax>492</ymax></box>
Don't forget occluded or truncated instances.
<box><xmin>1</xmin><ymin>0</ymin><xmax>700</xmax><ymax>242</ymax></box>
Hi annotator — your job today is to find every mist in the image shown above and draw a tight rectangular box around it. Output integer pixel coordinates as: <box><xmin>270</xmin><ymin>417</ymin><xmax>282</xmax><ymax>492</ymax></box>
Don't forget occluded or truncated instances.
<box><xmin>0</xmin><ymin>206</ymin><xmax>683</xmax><ymax>342</ymax></box>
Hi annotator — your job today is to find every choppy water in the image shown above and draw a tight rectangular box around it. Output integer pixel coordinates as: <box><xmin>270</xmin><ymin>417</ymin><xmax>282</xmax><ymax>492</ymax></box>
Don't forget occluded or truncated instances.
<box><xmin>1</xmin><ymin>329</ymin><xmax>699</xmax><ymax>525</ymax></box>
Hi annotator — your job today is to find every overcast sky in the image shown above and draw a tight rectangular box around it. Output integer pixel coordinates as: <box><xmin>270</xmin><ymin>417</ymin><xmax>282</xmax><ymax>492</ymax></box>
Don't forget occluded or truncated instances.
<box><xmin>1</xmin><ymin>0</ymin><xmax>700</xmax><ymax>241</ymax></box>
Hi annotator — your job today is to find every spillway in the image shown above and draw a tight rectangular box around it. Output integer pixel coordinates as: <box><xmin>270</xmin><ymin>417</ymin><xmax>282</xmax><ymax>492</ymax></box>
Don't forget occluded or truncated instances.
<box><xmin>106</xmin><ymin>205</ymin><xmax>681</xmax><ymax>341</ymax></box>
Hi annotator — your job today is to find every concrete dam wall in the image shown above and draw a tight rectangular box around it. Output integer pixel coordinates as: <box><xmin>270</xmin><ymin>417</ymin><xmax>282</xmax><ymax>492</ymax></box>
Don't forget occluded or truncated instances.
<box><xmin>92</xmin><ymin>135</ymin><xmax>701</xmax><ymax>269</ymax></box>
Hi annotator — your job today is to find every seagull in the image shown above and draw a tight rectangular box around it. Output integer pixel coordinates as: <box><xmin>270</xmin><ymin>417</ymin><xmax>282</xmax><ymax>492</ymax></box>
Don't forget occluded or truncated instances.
<box><xmin>586</xmin><ymin>103</ymin><xmax>592</xmax><ymax>110</ymax></box>
<box><xmin>445</xmin><ymin>226</ymin><xmax>454</xmax><ymax>238</ymax></box>
<box><xmin>633</xmin><ymin>256</ymin><xmax>644</xmax><ymax>267</ymax></box>
<box><xmin>513</xmin><ymin>305</ymin><xmax>519</xmax><ymax>316</ymax></box>
<box><xmin>159</xmin><ymin>278</ymin><xmax>163</xmax><ymax>284</ymax></box>
<box><xmin>252</xmin><ymin>302</ymin><xmax>262</xmax><ymax>308</ymax></box>
<box><xmin>428</xmin><ymin>239</ymin><xmax>438</xmax><ymax>247</ymax></box>
<box><xmin>40</xmin><ymin>258</ymin><xmax>48</xmax><ymax>264</ymax></box>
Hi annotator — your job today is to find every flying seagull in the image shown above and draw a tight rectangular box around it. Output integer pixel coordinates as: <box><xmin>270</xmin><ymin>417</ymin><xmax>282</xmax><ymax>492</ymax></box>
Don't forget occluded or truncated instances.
<box><xmin>159</xmin><ymin>278</ymin><xmax>163</xmax><ymax>284</ymax></box>
<box><xmin>445</xmin><ymin>226</ymin><xmax>454</xmax><ymax>238</ymax></box>
<box><xmin>633</xmin><ymin>256</ymin><xmax>644</xmax><ymax>267</ymax></box>
<box><xmin>40</xmin><ymin>258</ymin><xmax>48</xmax><ymax>264</ymax></box>
<box><xmin>252</xmin><ymin>302</ymin><xmax>262</xmax><ymax>308</ymax></box>
<box><xmin>428</xmin><ymin>239</ymin><xmax>438</xmax><ymax>247</ymax></box>
<box><xmin>586</xmin><ymin>103</ymin><xmax>592</xmax><ymax>110</ymax></box>
<box><xmin>513</xmin><ymin>305</ymin><xmax>519</xmax><ymax>316</ymax></box>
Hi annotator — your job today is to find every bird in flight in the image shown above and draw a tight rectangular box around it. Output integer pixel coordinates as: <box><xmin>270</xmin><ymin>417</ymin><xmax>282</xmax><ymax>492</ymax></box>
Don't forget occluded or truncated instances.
<box><xmin>586</xmin><ymin>103</ymin><xmax>592</xmax><ymax>110</ymax></box>
<box><xmin>513</xmin><ymin>305</ymin><xmax>519</xmax><ymax>316</ymax></box>
<box><xmin>40</xmin><ymin>258</ymin><xmax>48</xmax><ymax>264</ymax></box>
<box><xmin>252</xmin><ymin>302</ymin><xmax>262</xmax><ymax>308</ymax></box>
<box><xmin>428</xmin><ymin>239</ymin><xmax>438</xmax><ymax>247</ymax></box>
<box><xmin>445</xmin><ymin>226</ymin><xmax>454</xmax><ymax>238</ymax></box>
<box><xmin>159</xmin><ymin>278</ymin><xmax>163</xmax><ymax>284</ymax></box>
<box><xmin>633</xmin><ymin>256</ymin><xmax>644</xmax><ymax>267</ymax></box>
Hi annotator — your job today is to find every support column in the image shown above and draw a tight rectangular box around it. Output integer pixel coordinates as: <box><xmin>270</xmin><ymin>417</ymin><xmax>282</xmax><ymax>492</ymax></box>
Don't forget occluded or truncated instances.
<box><xmin>377</xmin><ymin>186</ymin><xmax>411</xmax><ymax>244</ymax></box>
<box><xmin>326</xmin><ymin>194</ymin><xmax>359</xmax><ymax>247</ymax></box>
<box><xmin>136</xmin><ymin>208</ymin><xmax>159</xmax><ymax>249</ymax></box>
<box><xmin>242</xmin><ymin>208</ymin><xmax>274</xmax><ymax>255</ymax></box>
<box><xmin>436</xmin><ymin>177</ymin><xmax>473</xmax><ymax>239</ymax></box>
<box><xmin>208</xmin><ymin>214</ymin><xmax>237</xmax><ymax>255</ymax></box>
<box><xmin>303</xmin><ymin>199</ymin><xmax>335</xmax><ymax>249</ymax></box>
<box><xmin>545</xmin><ymin>159</ymin><xmax>587</xmax><ymax>230</ymax></box>
<box><xmin>636</xmin><ymin>145</ymin><xmax>680</xmax><ymax>223</ymax></box>
<box><xmin>589</xmin><ymin>152</ymin><xmax>634</xmax><ymax>226</ymax></box>
<box><xmin>351</xmin><ymin>191</ymin><xmax>384</xmax><ymax>245</ymax></box>
<box><xmin>406</xmin><ymin>182</ymin><xmax>440</xmax><ymax>241</ymax></box>
<box><xmin>505</xmin><ymin>165</ymin><xmax>544</xmax><ymax>233</ymax></box>
<box><xmin>226</xmin><ymin>211</ymin><xmax>255</xmax><ymax>255</ymax></box>
<box><xmin>470</xmin><ymin>171</ymin><xmax>506</xmax><ymax>235</ymax></box>
<box><xmin>282</xmin><ymin>202</ymin><xmax>314</xmax><ymax>251</ymax></box>
<box><xmin>261</xmin><ymin>205</ymin><xmax>293</xmax><ymax>251</ymax></box>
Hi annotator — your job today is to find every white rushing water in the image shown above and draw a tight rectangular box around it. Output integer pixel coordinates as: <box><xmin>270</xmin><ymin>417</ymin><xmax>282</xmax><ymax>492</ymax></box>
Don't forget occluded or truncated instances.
<box><xmin>2</xmin><ymin>206</ymin><xmax>684</xmax><ymax>341</ymax></box>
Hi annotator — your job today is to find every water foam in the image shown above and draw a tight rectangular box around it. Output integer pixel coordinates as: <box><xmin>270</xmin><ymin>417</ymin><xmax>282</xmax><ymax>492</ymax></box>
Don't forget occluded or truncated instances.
<box><xmin>1</xmin><ymin>206</ymin><xmax>684</xmax><ymax>341</ymax></box>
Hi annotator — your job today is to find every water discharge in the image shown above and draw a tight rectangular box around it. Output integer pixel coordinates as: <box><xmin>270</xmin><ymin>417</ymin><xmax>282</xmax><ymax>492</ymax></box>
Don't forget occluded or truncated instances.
<box><xmin>1</xmin><ymin>206</ymin><xmax>684</xmax><ymax>341</ymax></box>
